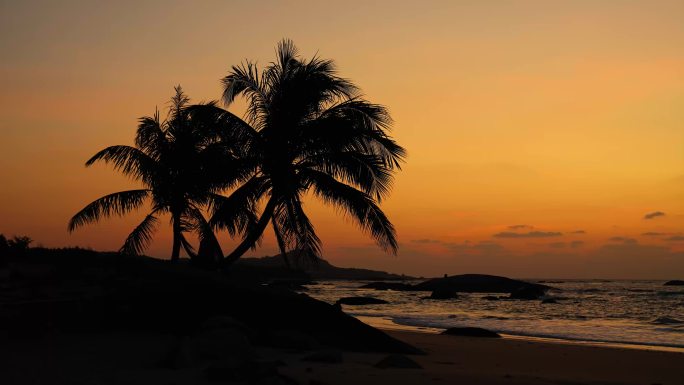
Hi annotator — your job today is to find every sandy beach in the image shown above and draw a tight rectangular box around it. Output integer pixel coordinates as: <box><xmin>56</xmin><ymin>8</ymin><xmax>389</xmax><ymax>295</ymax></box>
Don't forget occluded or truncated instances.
<box><xmin>2</xmin><ymin>328</ymin><xmax>682</xmax><ymax>385</ymax></box>
<box><xmin>280</xmin><ymin>330</ymin><xmax>684</xmax><ymax>385</ymax></box>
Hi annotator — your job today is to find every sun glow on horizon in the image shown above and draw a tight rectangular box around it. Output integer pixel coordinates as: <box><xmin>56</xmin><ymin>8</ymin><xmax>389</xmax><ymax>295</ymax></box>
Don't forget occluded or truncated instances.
<box><xmin>1</xmin><ymin>0</ymin><xmax>683</xmax><ymax>278</ymax></box>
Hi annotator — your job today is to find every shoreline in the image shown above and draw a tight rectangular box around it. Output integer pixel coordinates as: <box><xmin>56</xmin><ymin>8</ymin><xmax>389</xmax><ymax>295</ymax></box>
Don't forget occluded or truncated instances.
<box><xmin>356</xmin><ymin>315</ymin><xmax>684</xmax><ymax>353</ymax></box>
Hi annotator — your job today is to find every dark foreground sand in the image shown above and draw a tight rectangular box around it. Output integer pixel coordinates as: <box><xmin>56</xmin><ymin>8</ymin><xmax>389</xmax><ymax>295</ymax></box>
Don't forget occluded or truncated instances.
<box><xmin>2</xmin><ymin>329</ymin><xmax>682</xmax><ymax>385</ymax></box>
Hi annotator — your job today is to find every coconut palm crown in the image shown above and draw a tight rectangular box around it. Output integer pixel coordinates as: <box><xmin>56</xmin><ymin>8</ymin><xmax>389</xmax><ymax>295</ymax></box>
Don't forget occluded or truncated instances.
<box><xmin>69</xmin><ymin>86</ymin><xmax>242</xmax><ymax>262</ymax></box>
<box><xmin>202</xmin><ymin>39</ymin><xmax>406</xmax><ymax>265</ymax></box>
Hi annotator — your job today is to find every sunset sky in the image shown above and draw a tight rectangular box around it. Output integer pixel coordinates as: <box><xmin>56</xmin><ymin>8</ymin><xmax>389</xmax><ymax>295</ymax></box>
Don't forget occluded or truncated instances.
<box><xmin>1</xmin><ymin>1</ymin><xmax>683</xmax><ymax>278</ymax></box>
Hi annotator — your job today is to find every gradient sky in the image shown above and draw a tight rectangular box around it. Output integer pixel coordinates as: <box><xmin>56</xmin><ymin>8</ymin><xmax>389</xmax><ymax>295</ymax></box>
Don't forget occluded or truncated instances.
<box><xmin>1</xmin><ymin>0</ymin><xmax>683</xmax><ymax>278</ymax></box>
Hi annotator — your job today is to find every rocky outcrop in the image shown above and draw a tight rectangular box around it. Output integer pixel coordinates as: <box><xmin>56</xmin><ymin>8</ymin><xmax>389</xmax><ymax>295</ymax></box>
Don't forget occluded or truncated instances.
<box><xmin>441</xmin><ymin>327</ymin><xmax>501</xmax><ymax>338</ymax></box>
<box><xmin>429</xmin><ymin>286</ymin><xmax>458</xmax><ymax>300</ymax></box>
<box><xmin>664</xmin><ymin>280</ymin><xmax>684</xmax><ymax>286</ymax></box>
<box><xmin>374</xmin><ymin>354</ymin><xmax>423</xmax><ymax>369</ymax></box>
<box><xmin>510</xmin><ymin>286</ymin><xmax>547</xmax><ymax>300</ymax></box>
<box><xmin>301</xmin><ymin>349</ymin><xmax>344</xmax><ymax>363</ymax></box>
<box><xmin>415</xmin><ymin>274</ymin><xmax>551</xmax><ymax>294</ymax></box>
<box><xmin>0</xmin><ymin>251</ymin><xmax>423</xmax><ymax>355</ymax></box>
<box><xmin>362</xmin><ymin>274</ymin><xmax>552</xmax><ymax>297</ymax></box>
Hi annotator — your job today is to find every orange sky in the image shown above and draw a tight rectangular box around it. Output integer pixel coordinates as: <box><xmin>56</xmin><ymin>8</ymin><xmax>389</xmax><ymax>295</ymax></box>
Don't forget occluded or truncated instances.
<box><xmin>1</xmin><ymin>1</ymin><xmax>683</xmax><ymax>278</ymax></box>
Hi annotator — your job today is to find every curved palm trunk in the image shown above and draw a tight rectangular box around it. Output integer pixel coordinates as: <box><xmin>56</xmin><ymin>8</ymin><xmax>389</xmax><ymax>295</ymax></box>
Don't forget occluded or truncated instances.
<box><xmin>222</xmin><ymin>197</ymin><xmax>278</xmax><ymax>266</ymax></box>
<box><xmin>272</xmin><ymin>221</ymin><xmax>291</xmax><ymax>269</ymax></box>
<box><xmin>170</xmin><ymin>212</ymin><xmax>182</xmax><ymax>262</ymax></box>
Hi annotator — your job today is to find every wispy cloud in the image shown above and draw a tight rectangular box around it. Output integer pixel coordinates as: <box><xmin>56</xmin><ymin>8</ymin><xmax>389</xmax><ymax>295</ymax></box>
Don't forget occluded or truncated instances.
<box><xmin>665</xmin><ymin>235</ymin><xmax>684</xmax><ymax>242</ymax></box>
<box><xmin>411</xmin><ymin>239</ymin><xmax>441</xmax><ymax>244</ymax></box>
<box><xmin>508</xmin><ymin>225</ymin><xmax>534</xmax><ymax>230</ymax></box>
<box><xmin>493</xmin><ymin>231</ymin><xmax>562</xmax><ymax>238</ymax></box>
<box><xmin>608</xmin><ymin>237</ymin><xmax>637</xmax><ymax>244</ymax></box>
<box><xmin>644</xmin><ymin>211</ymin><xmax>666</xmax><ymax>220</ymax></box>
<box><xmin>569</xmin><ymin>230</ymin><xmax>586</xmax><ymax>234</ymax></box>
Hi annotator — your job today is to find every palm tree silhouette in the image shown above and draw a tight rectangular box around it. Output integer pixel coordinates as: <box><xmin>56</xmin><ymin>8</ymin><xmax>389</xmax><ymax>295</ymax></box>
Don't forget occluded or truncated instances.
<box><xmin>69</xmin><ymin>87</ymin><xmax>240</xmax><ymax>263</ymax></box>
<box><xmin>202</xmin><ymin>40</ymin><xmax>406</xmax><ymax>265</ymax></box>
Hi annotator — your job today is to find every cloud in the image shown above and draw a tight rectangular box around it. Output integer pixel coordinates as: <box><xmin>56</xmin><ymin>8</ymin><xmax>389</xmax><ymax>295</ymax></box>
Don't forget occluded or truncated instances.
<box><xmin>493</xmin><ymin>231</ymin><xmax>562</xmax><ymax>238</ymax></box>
<box><xmin>608</xmin><ymin>237</ymin><xmax>637</xmax><ymax>244</ymax></box>
<box><xmin>665</xmin><ymin>236</ymin><xmax>684</xmax><ymax>242</ymax></box>
<box><xmin>570</xmin><ymin>240</ymin><xmax>584</xmax><ymax>248</ymax></box>
<box><xmin>597</xmin><ymin>241</ymin><xmax>683</xmax><ymax>261</ymax></box>
<box><xmin>541</xmin><ymin>241</ymin><xmax>586</xmax><ymax>249</ymax></box>
<box><xmin>447</xmin><ymin>241</ymin><xmax>506</xmax><ymax>255</ymax></box>
<box><xmin>411</xmin><ymin>239</ymin><xmax>441</xmax><ymax>244</ymax></box>
<box><xmin>642</xmin><ymin>232</ymin><xmax>667</xmax><ymax>236</ymax></box>
<box><xmin>569</xmin><ymin>230</ymin><xmax>586</xmax><ymax>234</ymax></box>
<box><xmin>508</xmin><ymin>225</ymin><xmax>534</xmax><ymax>230</ymax></box>
<box><xmin>644</xmin><ymin>211</ymin><xmax>666</xmax><ymax>220</ymax></box>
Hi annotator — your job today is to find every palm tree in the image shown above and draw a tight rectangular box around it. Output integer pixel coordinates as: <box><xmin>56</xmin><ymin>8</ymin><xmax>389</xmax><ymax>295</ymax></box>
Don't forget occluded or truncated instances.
<box><xmin>200</xmin><ymin>39</ymin><xmax>406</xmax><ymax>265</ymax></box>
<box><xmin>69</xmin><ymin>86</ymin><xmax>242</xmax><ymax>263</ymax></box>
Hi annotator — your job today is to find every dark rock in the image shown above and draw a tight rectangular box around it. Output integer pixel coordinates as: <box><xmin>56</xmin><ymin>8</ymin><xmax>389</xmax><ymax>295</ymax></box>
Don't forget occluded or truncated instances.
<box><xmin>191</xmin><ymin>328</ymin><xmax>254</xmax><ymax>360</ymax></box>
<box><xmin>205</xmin><ymin>358</ymin><xmax>280</xmax><ymax>382</ymax></box>
<box><xmin>541</xmin><ymin>298</ymin><xmax>558</xmax><ymax>304</ymax></box>
<box><xmin>429</xmin><ymin>286</ymin><xmax>458</xmax><ymax>299</ymax></box>
<box><xmin>163</xmin><ymin>337</ymin><xmax>195</xmax><ymax>369</ymax></box>
<box><xmin>301</xmin><ymin>349</ymin><xmax>343</xmax><ymax>363</ymax></box>
<box><xmin>265</xmin><ymin>329</ymin><xmax>320</xmax><ymax>351</ymax></box>
<box><xmin>200</xmin><ymin>315</ymin><xmax>256</xmax><ymax>339</ymax></box>
<box><xmin>482</xmin><ymin>295</ymin><xmax>500</xmax><ymax>301</ymax></box>
<box><xmin>336</xmin><ymin>296</ymin><xmax>389</xmax><ymax>305</ymax></box>
<box><xmin>258</xmin><ymin>374</ymin><xmax>300</xmax><ymax>385</ymax></box>
<box><xmin>360</xmin><ymin>282</ymin><xmax>415</xmax><ymax>291</ymax></box>
<box><xmin>652</xmin><ymin>316</ymin><xmax>683</xmax><ymax>325</ymax></box>
<box><xmin>0</xmin><ymin>250</ymin><xmax>423</xmax><ymax>355</ymax></box>
<box><xmin>414</xmin><ymin>274</ymin><xmax>551</xmax><ymax>294</ymax></box>
<box><xmin>374</xmin><ymin>354</ymin><xmax>423</xmax><ymax>369</ymax></box>
<box><xmin>441</xmin><ymin>327</ymin><xmax>501</xmax><ymax>338</ymax></box>
<box><xmin>510</xmin><ymin>285</ymin><xmax>548</xmax><ymax>300</ymax></box>
<box><xmin>664</xmin><ymin>280</ymin><xmax>684</xmax><ymax>286</ymax></box>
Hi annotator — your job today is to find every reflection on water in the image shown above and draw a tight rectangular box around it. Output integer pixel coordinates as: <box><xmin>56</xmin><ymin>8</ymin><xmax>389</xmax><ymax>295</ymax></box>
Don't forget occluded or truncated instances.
<box><xmin>304</xmin><ymin>280</ymin><xmax>684</xmax><ymax>351</ymax></box>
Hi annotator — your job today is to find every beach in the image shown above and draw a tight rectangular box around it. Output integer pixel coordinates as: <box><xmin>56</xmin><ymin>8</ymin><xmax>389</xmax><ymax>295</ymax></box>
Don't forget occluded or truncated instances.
<box><xmin>2</xmin><ymin>328</ymin><xmax>682</xmax><ymax>385</ymax></box>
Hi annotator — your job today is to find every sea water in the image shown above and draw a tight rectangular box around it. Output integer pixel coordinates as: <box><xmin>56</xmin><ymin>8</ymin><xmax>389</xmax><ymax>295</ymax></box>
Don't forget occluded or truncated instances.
<box><xmin>304</xmin><ymin>279</ymin><xmax>684</xmax><ymax>351</ymax></box>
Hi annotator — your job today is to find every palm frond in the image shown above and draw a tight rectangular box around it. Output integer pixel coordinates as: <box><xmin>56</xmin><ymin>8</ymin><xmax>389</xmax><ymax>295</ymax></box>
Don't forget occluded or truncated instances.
<box><xmin>299</xmin><ymin>99</ymin><xmax>406</xmax><ymax>170</ymax></box>
<box><xmin>169</xmin><ymin>85</ymin><xmax>191</xmax><ymax>121</ymax></box>
<box><xmin>302</xmin><ymin>169</ymin><xmax>397</xmax><ymax>254</ymax></box>
<box><xmin>208</xmin><ymin>177</ymin><xmax>267</xmax><ymax>236</ymax></box>
<box><xmin>186</xmin><ymin>102</ymin><xmax>260</xmax><ymax>149</ymax></box>
<box><xmin>135</xmin><ymin>112</ymin><xmax>167</xmax><ymax>159</ymax></box>
<box><xmin>300</xmin><ymin>151</ymin><xmax>394</xmax><ymax>201</ymax></box>
<box><xmin>69</xmin><ymin>189</ymin><xmax>150</xmax><ymax>232</ymax></box>
<box><xmin>222</xmin><ymin>62</ymin><xmax>269</xmax><ymax>128</ymax></box>
<box><xmin>273</xmin><ymin>196</ymin><xmax>322</xmax><ymax>262</ymax></box>
<box><xmin>119</xmin><ymin>212</ymin><xmax>159</xmax><ymax>255</ymax></box>
<box><xmin>85</xmin><ymin>145</ymin><xmax>159</xmax><ymax>184</ymax></box>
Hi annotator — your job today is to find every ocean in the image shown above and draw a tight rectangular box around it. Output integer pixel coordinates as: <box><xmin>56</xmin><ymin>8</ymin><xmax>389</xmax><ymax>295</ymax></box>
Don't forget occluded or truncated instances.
<box><xmin>304</xmin><ymin>279</ymin><xmax>684</xmax><ymax>352</ymax></box>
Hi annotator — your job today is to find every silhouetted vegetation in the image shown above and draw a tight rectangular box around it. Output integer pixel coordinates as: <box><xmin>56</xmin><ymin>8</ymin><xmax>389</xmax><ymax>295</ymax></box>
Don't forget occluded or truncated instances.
<box><xmin>0</xmin><ymin>234</ymin><xmax>33</xmax><ymax>267</ymax></box>
<box><xmin>68</xmin><ymin>87</ymin><xmax>246</xmax><ymax>265</ymax></box>
<box><xmin>195</xmin><ymin>39</ymin><xmax>405</xmax><ymax>266</ymax></box>
<box><xmin>69</xmin><ymin>39</ymin><xmax>405</xmax><ymax>268</ymax></box>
